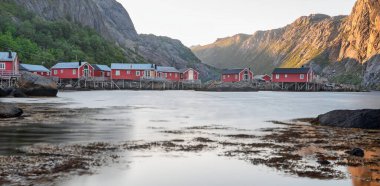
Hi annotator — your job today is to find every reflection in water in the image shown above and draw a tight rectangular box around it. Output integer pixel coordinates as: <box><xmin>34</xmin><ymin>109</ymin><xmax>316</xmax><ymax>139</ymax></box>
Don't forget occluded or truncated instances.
<box><xmin>349</xmin><ymin>149</ymin><xmax>380</xmax><ymax>186</ymax></box>
<box><xmin>1</xmin><ymin>91</ymin><xmax>380</xmax><ymax>186</ymax></box>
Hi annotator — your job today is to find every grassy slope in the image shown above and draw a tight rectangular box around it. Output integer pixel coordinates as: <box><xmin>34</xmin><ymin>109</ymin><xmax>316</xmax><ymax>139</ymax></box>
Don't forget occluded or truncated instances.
<box><xmin>0</xmin><ymin>0</ymin><xmax>147</xmax><ymax>67</ymax></box>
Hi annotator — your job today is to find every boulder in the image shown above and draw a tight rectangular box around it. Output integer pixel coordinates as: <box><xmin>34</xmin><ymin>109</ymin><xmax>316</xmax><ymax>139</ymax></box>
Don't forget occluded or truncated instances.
<box><xmin>17</xmin><ymin>72</ymin><xmax>58</xmax><ymax>97</ymax></box>
<box><xmin>345</xmin><ymin>148</ymin><xmax>365</xmax><ymax>157</ymax></box>
<box><xmin>0</xmin><ymin>88</ymin><xmax>9</xmax><ymax>97</ymax></box>
<box><xmin>0</xmin><ymin>104</ymin><xmax>23</xmax><ymax>118</ymax></box>
<box><xmin>313</xmin><ymin>109</ymin><xmax>380</xmax><ymax>129</ymax></box>
<box><xmin>10</xmin><ymin>88</ymin><xmax>27</xmax><ymax>98</ymax></box>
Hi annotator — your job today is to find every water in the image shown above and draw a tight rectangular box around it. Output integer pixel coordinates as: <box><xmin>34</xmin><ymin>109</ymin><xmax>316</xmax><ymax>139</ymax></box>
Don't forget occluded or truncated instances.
<box><xmin>1</xmin><ymin>90</ymin><xmax>380</xmax><ymax>186</ymax></box>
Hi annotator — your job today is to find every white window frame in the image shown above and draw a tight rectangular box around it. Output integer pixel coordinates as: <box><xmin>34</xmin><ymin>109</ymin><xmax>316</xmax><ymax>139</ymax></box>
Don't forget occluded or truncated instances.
<box><xmin>223</xmin><ymin>75</ymin><xmax>226</xmax><ymax>79</ymax></box>
<box><xmin>175</xmin><ymin>73</ymin><xmax>177</xmax><ymax>78</ymax></box>
<box><xmin>60</xmin><ymin>69</ymin><xmax>63</xmax><ymax>73</ymax></box>
<box><xmin>127</xmin><ymin>70</ymin><xmax>131</xmax><ymax>75</ymax></box>
<box><xmin>164</xmin><ymin>73</ymin><xmax>167</xmax><ymax>78</ymax></box>
<box><xmin>73</xmin><ymin>69</ymin><xmax>76</xmax><ymax>75</ymax></box>
<box><xmin>285</xmin><ymin>74</ymin><xmax>288</xmax><ymax>78</ymax></box>
<box><xmin>115</xmin><ymin>70</ymin><xmax>120</xmax><ymax>76</ymax></box>
<box><xmin>235</xmin><ymin>75</ymin><xmax>238</xmax><ymax>79</ymax></box>
<box><xmin>276</xmin><ymin>74</ymin><xmax>280</xmax><ymax>79</ymax></box>
<box><xmin>54</xmin><ymin>70</ymin><xmax>57</xmax><ymax>75</ymax></box>
<box><xmin>300</xmin><ymin>74</ymin><xmax>305</xmax><ymax>79</ymax></box>
<box><xmin>107</xmin><ymin>72</ymin><xmax>110</xmax><ymax>76</ymax></box>
<box><xmin>0</xmin><ymin>63</ymin><xmax>5</xmax><ymax>70</ymax></box>
<box><xmin>136</xmin><ymin>71</ymin><xmax>140</xmax><ymax>76</ymax></box>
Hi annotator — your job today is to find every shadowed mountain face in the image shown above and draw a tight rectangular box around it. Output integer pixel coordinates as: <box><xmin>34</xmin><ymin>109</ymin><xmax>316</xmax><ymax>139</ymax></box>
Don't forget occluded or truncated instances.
<box><xmin>192</xmin><ymin>0</ymin><xmax>380</xmax><ymax>88</ymax></box>
<box><xmin>14</xmin><ymin>0</ymin><xmax>218</xmax><ymax>80</ymax></box>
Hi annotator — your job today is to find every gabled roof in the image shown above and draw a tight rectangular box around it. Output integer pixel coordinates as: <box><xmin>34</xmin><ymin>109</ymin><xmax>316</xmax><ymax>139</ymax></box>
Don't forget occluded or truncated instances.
<box><xmin>179</xmin><ymin>68</ymin><xmax>198</xmax><ymax>73</ymax></box>
<box><xmin>111</xmin><ymin>63</ymin><xmax>155</xmax><ymax>70</ymax></box>
<box><xmin>157</xmin><ymin>66</ymin><xmax>179</xmax><ymax>73</ymax></box>
<box><xmin>93</xmin><ymin>64</ymin><xmax>111</xmax><ymax>72</ymax></box>
<box><xmin>0</xmin><ymin>52</ymin><xmax>17</xmax><ymax>62</ymax></box>
<box><xmin>51</xmin><ymin>62</ymin><xmax>89</xmax><ymax>69</ymax></box>
<box><xmin>20</xmin><ymin>64</ymin><xmax>50</xmax><ymax>72</ymax></box>
<box><xmin>222</xmin><ymin>68</ymin><xmax>248</xmax><ymax>75</ymax></box>
<box><xmin>272</xmin><ymin>68</ymin><xmax>311</xmax><ymax>74</ymax></box>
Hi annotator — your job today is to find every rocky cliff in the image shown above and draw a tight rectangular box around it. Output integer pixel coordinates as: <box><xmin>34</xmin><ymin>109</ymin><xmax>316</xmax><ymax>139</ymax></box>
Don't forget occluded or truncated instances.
<box><xmin>192</xmin><ymin>0</ymin><xmax>380</xmax><ymax>88</ymax></box>
<box><xmin>14</xmin><ymin>0</ymin><xmax>217</xmax><ymax>80</ymax></box>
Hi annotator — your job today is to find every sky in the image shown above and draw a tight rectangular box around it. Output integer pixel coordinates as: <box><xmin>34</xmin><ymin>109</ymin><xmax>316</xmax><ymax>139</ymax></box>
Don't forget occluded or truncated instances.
<box><xmin>117</xmin><ymin>0</ymin><xmax>357</xmax><ymax>47</ymax></box>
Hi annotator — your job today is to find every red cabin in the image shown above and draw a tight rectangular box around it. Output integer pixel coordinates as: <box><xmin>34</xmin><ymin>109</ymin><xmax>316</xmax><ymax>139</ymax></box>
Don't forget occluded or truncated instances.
<box><xmin>111</xmin><ymin>63</ymin><xmax>156</xmax><ymax>80</ymax></box>
<box><xmin>179</xmin><ymin>68</ymin><xmax>199</xmax><ymax>81</ymax></box>
<box><xmin>272</xmin><ymin>68</ymin><xmax>314</xmax><ymax>83</ymax></box>
<box><xmin>254</xmin><ymin>74</ymin><xmax>271</xmax><ymax>82</ymax></box>
<box><xmin>51</xmin><ymin>62</ymin><xmax>94</xmax><ymax>80</ymax></box>
<box><xmin>0</xmin><ymin>51</ymin><xmax>19</xmax><ymax>77</ymax></box>
<box><xmin>221</xmin><ymin>68</ymin><xmax>253</xmax><ymax>83</ymax></box>
<box><xmin>93</xmin><ymin>64</ymin><xmax>111</xmax><ymax>80</ymax></box>
<box><xmin>157</xmin><ymin>66</ymin><xmax>180</xmax><ymax>81</ymax></box>
<box><xmin>20</xmin><ymin>64</ymin><xmax>50</xmax><ymax>76</ymax></box>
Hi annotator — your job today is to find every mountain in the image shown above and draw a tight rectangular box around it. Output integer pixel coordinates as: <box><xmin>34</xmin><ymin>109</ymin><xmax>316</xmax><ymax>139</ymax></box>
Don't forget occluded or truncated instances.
<box><xmin>12</xmin><ymin>0</ymin><xmax>217</xmax><ymax>80</ymax></box>
<box><xmin>192</xmin><ymin>0</ymin><xmax>380</xmax><ymax>88</ymax></box>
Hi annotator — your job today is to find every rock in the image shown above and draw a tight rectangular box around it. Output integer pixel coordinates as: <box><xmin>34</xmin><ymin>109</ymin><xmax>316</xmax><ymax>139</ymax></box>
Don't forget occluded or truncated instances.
<box><xmin>345</xmin><ymin>148</ymin><xmax>365</xmax><ymax>157</ymax></box>
<box><xmin>0</xmin><ymin>88</ymin><xmax>8</xmax><ymax>97</ymax></box>
<box><xmin>10</xmin><ymin>89</ymin><xmax>27</xmax><ymax>98</ymax></box>
<box><xmin>17</xmin><ymin>72</ymin><xmax>58</xmax><ymax>97</ymax></box>
<box><xmin>313</xmin><ymin>109</ymin><xmax>380</xmax><ymax>129</ymax></box>
<box><xmin>317</xmin><ymin>159</ymin><xmax>331</xmax><ymax>165</ymax></box>
<box><xmin>199</xmin><ymin>80</ymin><xmax>258</xmax><ymax>92</ymax></box>
<box><xmin>0</xmin><ymin>104</ymin><xmax>23</xmax><ymax>118</ymax></box>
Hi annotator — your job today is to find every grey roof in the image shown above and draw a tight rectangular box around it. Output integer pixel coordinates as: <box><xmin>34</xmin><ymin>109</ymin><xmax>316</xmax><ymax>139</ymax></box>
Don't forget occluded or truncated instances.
<box><xmin>111</xmin><ymin>63</ymin><xmax>155</xmax><ymax>70</ymax></box>
<box><xmin>93</xmin><ymin>64</ymin><xmax>111</xmax><ymax>72</ymax></box>
<box><xmin>272</xmin><ymin>68</ymin><xmax>311</xmax><ymax>74</ymax></box>
<box><xmin>222</xmin><ymin>69</ymin><xmax>246</xmax><ymax>75</ymax></box>
<box><xmin>157</xmin><ymin>66</ymin><xmax>179</xmax><ymax>73</ymax></box>
<box><xmin>0</xmin><ymin>52</ymin><xmax>17</xmax><ymax>61</ymax></box>
<box><xmin>51</xmin><ymin>62</ymin><xmax>89</xmax><ymax>69</ymax></box>
<box><xmin>20</xmin><ymin>64</ymin><xmax>50</xmax><ymax>72</ymax></box>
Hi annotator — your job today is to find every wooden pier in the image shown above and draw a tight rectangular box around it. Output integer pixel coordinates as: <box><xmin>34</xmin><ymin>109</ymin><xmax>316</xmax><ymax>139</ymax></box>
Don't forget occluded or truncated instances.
<box><xmin>0</xmin><ymin>71</ymin><xmax>20</xmax><ymax>89</ymax></box>
<box><xmin>57</xmin><ymin>77</ymin><xmax>202</xmax><ymax>91</ymax></box>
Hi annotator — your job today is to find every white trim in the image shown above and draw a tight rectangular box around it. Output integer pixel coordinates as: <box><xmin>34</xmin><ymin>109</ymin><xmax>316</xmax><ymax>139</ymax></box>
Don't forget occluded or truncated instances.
<box><xmin>0</xmin><ymin>63</ymin><xmax>5</xmax><ymax>70</ymax></box>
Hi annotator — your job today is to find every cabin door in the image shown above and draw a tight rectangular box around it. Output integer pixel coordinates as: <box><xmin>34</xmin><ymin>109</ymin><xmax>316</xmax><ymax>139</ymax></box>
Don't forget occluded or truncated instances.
<box><xmin>244</xmin><ymin>71</ymin><xmax>249</xmax><ymax>81</ymax></box>
<box><xmin>188</xmin><ymin>70</ymin><xmax>194</xmax><ymax>80</ymax></box>
<box><xmin>83</xmin><ymin>65</ymin><xmax>89</xmax><ymax>77</ymax></box>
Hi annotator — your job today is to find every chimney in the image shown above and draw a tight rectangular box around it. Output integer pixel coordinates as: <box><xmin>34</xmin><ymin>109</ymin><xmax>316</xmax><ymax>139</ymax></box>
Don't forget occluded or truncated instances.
<box><xmin>79</xmin><ymin>60</ymin><xmax>82</xmax><ymax>66</ymax></box>
<box><xmin>8</xmin><ymin>51</ymin><xmax>12</xmax><ymax>59</ymax></box>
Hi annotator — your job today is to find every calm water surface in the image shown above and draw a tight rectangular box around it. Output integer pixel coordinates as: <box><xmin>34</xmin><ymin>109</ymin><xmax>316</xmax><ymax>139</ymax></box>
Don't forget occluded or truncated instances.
<box><xmin>1</xmin><ymin>91</ymin><xmax>380</xmax><ymax>186</ymax></box>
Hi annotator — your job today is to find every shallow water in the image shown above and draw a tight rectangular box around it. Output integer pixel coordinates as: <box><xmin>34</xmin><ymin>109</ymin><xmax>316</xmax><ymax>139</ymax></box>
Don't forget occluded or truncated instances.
<box><xmin>1</xmin><ymin>90</ymin><xmax>380</xmax><ymax>185</ymax></box>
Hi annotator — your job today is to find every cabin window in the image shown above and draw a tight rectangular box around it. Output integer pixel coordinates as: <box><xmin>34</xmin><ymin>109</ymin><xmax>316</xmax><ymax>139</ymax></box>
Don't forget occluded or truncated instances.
<box><xmin>285</xmin><ymin>74</ymin><xmax>288</xmax><ymax>78</ymax></box>
<box><xmin>276</xmin><ymin>74</ymin><xmax>280</xmax><ymax>79</ymax></box>
<box><xmin>54</xmin><ymin>70</ymin><xmax>57</xmax><ymax>75</ymax></box>
<box><xmin>223</xmin><ymin>75</ymin><xmax>226</xmax><ymax>79</ymax></box>
<box><xmin>169</xmin><ymin>73</ymin><xmax>172</xmax><ymax>77</ymax></box>
<box><xmin>115</xmin><ymin>70</ymin><xmax>120</xmax><ymax>76</ymax></box>
<box><xmin>235</xmin><ymin>75</ymin><xmax>238</xmax><ymax>79</ymax></box>
<box><xmin>300</xmin><ymin>74</ymin><xmax>305</xmax><ymax>79</ymax></box>
<box><xmin>164</xmin><ymin>73</ymin><xmax>167</xmax><ymax>78</ymax></box>
<box><xmin>73</xmin><ymin>69</ymin><xmax>76</xmax><ymax>75</ymax></box>
<box><xmin>227</xmin><ymin>75</ymin><xmax>230</xmax><ymax>78</ymax></box>
<box><xmin>0</xmin><ymin>63</ymin><xmax>5</xmax><ymax>70</ymax></box>
<box><xmin>136</xmin><ymin>71</ymin><xmax>140</xmax><ymax>76</ymax></box>
<box><xmin>127</xmin><ymin>70</ymin><xmax>131</xmax><ymax>75</ymax></box>
<box><xmin>107</xmin><ymin>72</ymin><xmax>110</xmax><ymax>76</ymax></box>
<box><xmin>175</xmin><ymin>73</ymin><xmax>177</xmax><ymax>78</ymax></box>
<box><xmin>60</xmin><ymin>70</ymin><xmax>63</xmax><ymax>73</ymax></box>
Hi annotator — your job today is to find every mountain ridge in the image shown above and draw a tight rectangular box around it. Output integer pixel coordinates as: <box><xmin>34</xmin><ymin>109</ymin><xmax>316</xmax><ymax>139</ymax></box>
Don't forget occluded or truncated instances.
<box><xmin>13</xmin><ymin>0</ymin><xmax>218</xmax><ymax>80</ymax></box>
<box><xmin>192</xmin><ymin>0</ymin><xmax>380</xmax><ymax>87</ymax></box>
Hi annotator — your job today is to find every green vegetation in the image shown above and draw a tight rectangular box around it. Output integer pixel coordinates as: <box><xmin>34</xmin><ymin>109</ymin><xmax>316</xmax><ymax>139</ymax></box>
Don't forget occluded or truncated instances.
<box><xmin>0</xmin><ymin>1</ymin><xmax>145</xmax><ymax>67</ymax></box>
<box><xmin>332</xmin><ymin>74</ymin><xmax>363</xmax><ymax>85</ymax></box>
